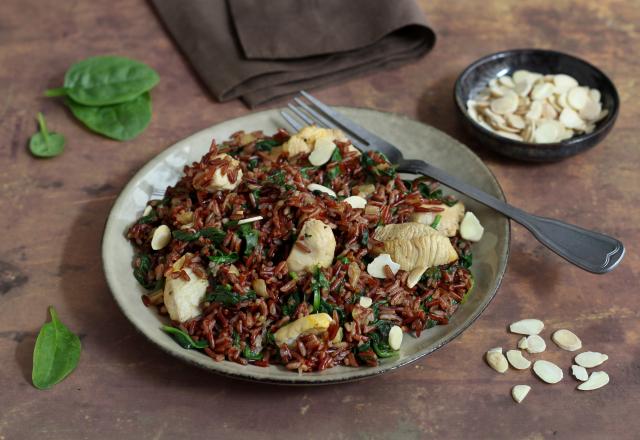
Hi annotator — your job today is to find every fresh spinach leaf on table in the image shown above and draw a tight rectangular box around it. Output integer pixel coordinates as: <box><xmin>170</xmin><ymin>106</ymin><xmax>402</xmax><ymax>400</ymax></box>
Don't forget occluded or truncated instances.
<box><xmin>29</xmin><ymin>113</ymin><xmax>65</xmax><ymax>158</ymax></box>
<box><xmin>32</xmin><ymin>307</ymin><xmax>81</xmax><ymax>390</ymax></box>
<box><xmin>45</xmin><ymin>55</ymin><xmax>159</xmax><ymax>106</ymax></box>
<box><xmin>65</xmin><ymin>92</ymin><xmax>152</xmax><ymax>141</ymax></box>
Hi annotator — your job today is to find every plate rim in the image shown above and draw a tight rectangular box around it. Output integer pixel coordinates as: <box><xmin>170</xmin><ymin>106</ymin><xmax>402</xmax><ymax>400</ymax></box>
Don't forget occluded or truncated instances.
<box><xmin>102</xmin><ymin>106</ymin><xmax>511</xmax><ymax>385</ymax></box>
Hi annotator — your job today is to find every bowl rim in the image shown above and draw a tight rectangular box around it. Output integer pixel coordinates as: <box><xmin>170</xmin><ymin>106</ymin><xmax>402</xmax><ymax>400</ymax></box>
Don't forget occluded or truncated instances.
<box><xmin>453</xmin><ymin>48</ymin><xmax>620</xmax><ymax>150</ymax></box>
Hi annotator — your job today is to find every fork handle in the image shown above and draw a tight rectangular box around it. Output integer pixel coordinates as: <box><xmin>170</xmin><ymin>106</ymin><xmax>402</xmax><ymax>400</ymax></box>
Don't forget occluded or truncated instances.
<box><xmin>399</xmin><ymin>159</ymin><xmax>625</xmax><ymax>274</ymax></box>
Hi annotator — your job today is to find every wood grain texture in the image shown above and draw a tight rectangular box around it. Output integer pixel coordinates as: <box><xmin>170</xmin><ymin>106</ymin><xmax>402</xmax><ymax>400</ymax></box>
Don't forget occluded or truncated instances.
<box><xmin>1</xmin><ymin>0</ymin><xmax>638</xmax><ymax>439</ymax></box>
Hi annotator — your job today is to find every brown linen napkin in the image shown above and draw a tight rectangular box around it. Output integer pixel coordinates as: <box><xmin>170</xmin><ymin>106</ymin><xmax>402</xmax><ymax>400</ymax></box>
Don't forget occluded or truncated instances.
<box><xmin>151</xmin><ymin>0</ymin><xmax>435</xmax><ymax>107</ymax></box>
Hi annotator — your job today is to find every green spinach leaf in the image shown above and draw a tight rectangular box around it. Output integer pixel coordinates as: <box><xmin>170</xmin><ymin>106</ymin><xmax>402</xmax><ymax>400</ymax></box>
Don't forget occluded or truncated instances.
<box><xmin>133</xmin><ymin>253</ymin><xmax>157</xmax><ymax>290</ymax></box>
<box><xmin>32</xmin><ymin>307</ymin><xmax>81</xmax><ymax>390</ymax></box>
<box><xmin>242</xmin><ymin>346</ymin><xmax>264</xmax><ymax>361</ymax></box>
<box><xmin>199</xmin><ymin>227</ymin><xmax>226</xmax><ymax>245</ymax></box>
<box><xmin>208</xmin><ymin>251</ymin><xmax>239</xmax><ymax>264</ymax></box>
<box><xmin>65</xmin><ymin>92</ymin><xmax>152</xmax><ymax>141</ymax></box>
<box><xmin>172</xmin><ymin>230</ymin><xmax>200</xmax><ymax>241</ymax></box>
<box><xmin>255</xmin><ymin>139</ymin><xmax>280</xmax><ymax>152</ymax></box>
<box><xmin>206</xmin><ymin>284</ymin><xmax>256</xmax><ymax>306</ymax></box>
<box><xmin>45</xmin><ymin>55</ymin><xmax>159</xmax><ymax>106</ymax></box>
<box><xmin>238</xmin><ymin>224</ymin><xmax>259</xmax><ymax>256</ymax></box>
<box><xmin>161</xmin><ymin>325</ymin><xmax>208</xmax><ymax>350</ymax></box>
<box><xmin>29</xmin><ymin>113</ymin><xmax>65</xmax><ymax>158</ymax></box>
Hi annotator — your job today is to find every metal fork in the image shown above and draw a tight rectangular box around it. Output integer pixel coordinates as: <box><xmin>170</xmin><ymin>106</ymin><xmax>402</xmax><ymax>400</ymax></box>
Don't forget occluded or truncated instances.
<box><xmin>281</xmin><ymin>91</ymin><xmax>624</xmax><ymax>274</ymax></box>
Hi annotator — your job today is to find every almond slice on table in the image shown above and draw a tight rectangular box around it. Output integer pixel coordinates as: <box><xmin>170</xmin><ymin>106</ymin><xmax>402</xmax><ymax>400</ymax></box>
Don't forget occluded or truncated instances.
<box><xmin>551</xmin><ymin>329</ymin><xmax>582</xmax><ymax>351</ymax></box>
<box><xmin>577</xmin><ymin>371</ymin><xmax>610</xmax><ymax>391</ymax></box>
<box><xmin>575</xmin><ymin>351</ymin><xmax>609</xmax><ymax>368</ymax></box>
<box><xmin>486</xmin><ymin>348</ymin><xmax>509</xmax><ymax>373</ymax></box>
<box><xmin>511</xmin><ymin>385</ymin><xmax>531</xmax><ymax>403</ymax></box>
<box><xmin>509</xmin><ymin>319</ymin><xmax>544</xmax><ymax>335</ymax></box>
<box><xmin>571</xmin><ymin>365</ymin><xmax>589</xmax><ymax>382</ymax></box>
<box><xmin>506</xmin><ymin>350</ymin><xmax>531</xmax><ymax>370</ymax></box>
<box><xmin>517</xmin><ymin>337</ymin><xmax>528</xmax><ymax>350</ymax></box>
<box><xmin>525</xmin><ymin>334</ymin><xmax>546</xmax><ymax>354</ymax></box>
<box><xmin>533</xmin><ymin>360</ymin><xmax>563</xmax><ymax>384</ymax></box>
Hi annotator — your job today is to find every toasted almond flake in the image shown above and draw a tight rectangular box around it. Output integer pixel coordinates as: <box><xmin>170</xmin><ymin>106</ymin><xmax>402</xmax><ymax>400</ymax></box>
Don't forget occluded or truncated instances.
<box><xmin>308</xmin><ymin>136</ymin><xmax>336</xmax><ymax>166</ymax></box>
<box><xmin>525</xmin><ymin>100</ymin><xmax>543</xmax><ymax>120</ymax></box>
<box><xmin>506</xmin><ymin>113</ymin><xmax>525</xmax><ymax>129</ymax></box>
<box><xmin>506</xmin><ymin>350</ymin><xmax>531</xmax><ymax>370</ymax></box>
<box><xmin>531</xmin><ymin>83</ymin><xmax>554</xmax><ymax>100</ymax></box>
<box><xmin>460</xmin><ymin>211</ymin><xmax>484</xmax><ymax>241</ymax></box>
<box><xmin>143</xmin><ymin>205</ymin><xmax>152</xmax><ymax>216</ymax></box>
<box><xmin>359</xmin><ymin>296</ymin><xmax>373</xmax><ymax>308</ymax></box>
<box><xmin>511</xmin><ymin>385</ymin><xmax>531</xmax><ymax>403</ymax></box>
<box><xmin>344</xmin><ymin>195</ymin><xmax>367</xmax><ymax>209</ymax></box>
<box><xmin>579</xmin><ymin>98</ymin><xmax>601</xmax><ymax>121</ymax></box>
<box><xmin>367</xmin><ymin>254</ymin><xmax>400</xmax><ymax>279</ymax></box>
<box><xmin>577</xmin><ymin>371</ymin><xmax>609</xmax><ymax>391</ymax></box>
<box><xmin>486</xmin><ymin>350</ymin><xmax>509</xmax><ymax>373</ymax></box>
<box><xmin>509</xmin><ymin>319</ymin><xmax>544</xmax><ymax>335</ymax></box>
<box><xmin>533</xmin><ymin>360</ymin><xmax>563</xmax><ymax>384</ymax></box>
<box><xmin>517</xmin><ymin>337</ymin><xmax>528</xmax><ymax>350</ymax></box>
<box><xmin>571</xmin><ymin>365</ymin><xmax>589</xmax><ymax>382</ymax></box>
<box><xmin>490</xmin><ymin>93</ymin><xmax>519</xmax><ymax>115</ymax></box>
<box><xmin>589</xmin><ymin>89</ymin><xmax>601</xmax><ymax>103</ymax></box>
<box><xmin>553</xmin><ymin>74</ymin><xmax>579</xmax><ymax>94</ymax></box>
<box><xmin>575</xmin><ymin>351</ymin><xmax>608</xmax><ymax>368</ymax></box>
<box><xmin>388</xmin><ymin>325</ymin><xmax>403</xmax><ymax>350</ymax></box>
<box><xmin>307</xmin><ymin>183</ymin><xmax>336</xmax><ymax>198</ymax></box>
<box><xmin>552</xmin><ymin>329</ymin><xmax>582</xmax><ymax>351</ymax></box>
<box><xmin>534</xmin><ymin>120</ymin><xmax>562</xmax><ymax>143</ymax></box>
<box><xmin>151</xmin><ymin>225</ymin><xmax>171</xmax><ymax>250</ymax></box>
<box><xmin>526</xmin><ymin>334</ymin><xmax>546</xmax><ymax>354</ymax></box>
<box><xmin>237</xmin><ymin>215</ymin><xmax>264</xmax><ymax>225</ymax></box>
<box><xmin>568</xmin><ymin>87</ymin><xmax>589</xmax><ymax>110</ymax></box>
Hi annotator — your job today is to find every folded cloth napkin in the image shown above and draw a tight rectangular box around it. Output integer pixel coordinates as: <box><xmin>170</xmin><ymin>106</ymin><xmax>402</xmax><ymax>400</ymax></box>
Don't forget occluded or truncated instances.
<box><xmin>151</xmin><ymin>0</ymin><xmax>436</xmax><ymax>107</ymax></box>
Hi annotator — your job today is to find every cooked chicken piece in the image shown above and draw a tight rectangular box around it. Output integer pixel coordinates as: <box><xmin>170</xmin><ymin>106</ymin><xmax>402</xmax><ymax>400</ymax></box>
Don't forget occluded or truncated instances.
<box><xmin>410</xmin><ymin>202</ymin><xmax>465</xmax><ymax>237</ymax></box>
<box><xmin>282</xmin><ymin>125</ymin><xmax>356</xmax><ymax>158</ymax></box>
<box><xmin>286</xmin><ymin>219</ymin><xmax>336</xmax><ymax>273</ymax></box>
<box><xmin>373</xmin><ymin>222</ymin><xmax>458</xmax><ymax>288</ymax></box>
<box><xmin>274</xmin><ymin>313</ymin><xmax>333</xmax><ymax>346</ymax></box>
<box><xmin>163</xmin><ymin>267</ymin><xmax>209</xmax><ymax>323</ymax></box>
<box><xmin>193</xmin><ymin>153</ymin><xmax>243</xmax><ymax>192</ymax></box>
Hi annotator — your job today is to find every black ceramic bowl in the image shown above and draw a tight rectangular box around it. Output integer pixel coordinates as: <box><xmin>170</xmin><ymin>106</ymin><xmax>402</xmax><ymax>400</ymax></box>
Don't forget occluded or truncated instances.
<box><xmin>454</xmin><ymin>49</ymin><xmax>619</xmax><ymax>162</ymax></box>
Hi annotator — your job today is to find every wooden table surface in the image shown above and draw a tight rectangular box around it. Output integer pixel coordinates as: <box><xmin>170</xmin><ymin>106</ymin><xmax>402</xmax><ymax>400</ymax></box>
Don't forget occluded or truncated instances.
<box><xmin>1</xmin><ymin>1</ymin><xmax>638</xmax><ymax>439</ymax></box>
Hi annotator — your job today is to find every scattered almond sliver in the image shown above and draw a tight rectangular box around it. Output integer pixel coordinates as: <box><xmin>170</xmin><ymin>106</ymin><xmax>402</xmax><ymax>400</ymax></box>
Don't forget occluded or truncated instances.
<box><xmin>575</xmin><ymin>351</ymin><xmax>609</xmax><ymax>368</ymax></box>
<box><xmin>552</xmin><ymin>329</ymin><xmax>582</xmax><ymax>351</ymax></box>
<box><xmin>509</xmin><ymin>319</ymin><xmax>544</xmax><ymax>335</ymax></box>
<box><xmin>571</xmin><ymin>365</ymin><xmax>589</xmax><ymax>382</ymax></box>
<box><xmin>577</xmin><ymin>371</ymin><xmax>609</xmax><ymax>391</ymax></box>
<box><xmin>533</xmin><ymin>360</ymin><xmax>563</xmax><ymax>384</ymax></box>
<box><xmin>485</xmin><ymin>348</ymin><xmax>509</xmax><ymax>374</ymax></box>
<box><xmin>525</xmin><ymin>334</ymin><xmax>546</xmax><ymax>354</ymax></box>
<box><xmin>511</xmin><ymin>385</ymin><xmax>531</xmax><ymax>403</ymax></box>
<box><xmin>506</xmin><ymin>350</ymin><xmax>531</xmax><ymax>370</ymax></box>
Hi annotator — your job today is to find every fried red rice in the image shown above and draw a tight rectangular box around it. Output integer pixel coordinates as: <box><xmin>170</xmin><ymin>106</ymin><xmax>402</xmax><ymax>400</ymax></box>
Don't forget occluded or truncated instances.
<box><xmin>127</xmin><ymin>129</ymin><xmax>474</xmax><ymax>372</ymax></box>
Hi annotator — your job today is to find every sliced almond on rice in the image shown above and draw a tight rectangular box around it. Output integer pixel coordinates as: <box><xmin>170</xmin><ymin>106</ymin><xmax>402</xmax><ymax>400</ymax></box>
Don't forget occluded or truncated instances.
<box><xmin>307</xmin><ymin>183</ymin><xmax>336</xmax><ymax>198</ymax></box>
<box><xmin>571</xmin><ymin>365</ymin><xmax>589</xmax><ymax>382</ymax></box>
<box><xmin>238</xmin><ymin>215</ymin><xmax>263</xmax><ymax>225</ymax></box>
<box><xmin>525</xmin><ymin>334</ymin><xmax>546</xmax><ymax>354</ymax></box>
<box><xmin>511</xmin><ymin>385</ymin><xmax>531</xmax><ymax>403</ymax></box>
<box><xmin>551</xmin><ymin>329</ymin><xmax>582</xmax><ymax>351</ymax></box>
<box><xmin>575</xmin><ymin>351</ymin><xmax>609</xmax><ymax>368</ymax></box>
<box><xmin>388</xmin><ymin>325</ymin><xmax>403</xmax><ymax>350</ymax></box>
<box><xmin>151</xmin><ymin>225</ymin><xmax>171</xmax><ymax>250</ymax></box>
<box><xmin>308</xmin><ymin>136</ymin><xmax>336</xmax><ymax>166</ymax></box>
<box><xmin>366</xmin><ymin>254</ymin><xmax>400</xmax><ymax>279</ymax></box>
<box><xmin>506</xmin><ymin>350</ymin><xmax>531</xmax><ymax>370</ymax></box>
<box><xmin>143</xmin><ymin>205</ymin><xmax>152</xmax><ymax>216</ymax></box>
<box><xmin>359</xmin><ymin>296</ymin><xmax>373</xmax><ymax>308</ymax></box>
<box><xmin>577</xmin><ymin>371</ymin><xmax>609</xmax><ymax>391</ymax></box>
<box><xmin>533</xmin><ymin>360</ymin><xmax>563</xmax><ymax>384</ymax></box>
<box><xmin>486</xmin><ymin>349</ymin><xmax>509</xmax><ymax>373</ymax></box>
<box><xmin>343</xmin><ymin>195</ymin><xmax>367</xmax><ymax>209</ymax></box>
<box><xmin>509</xmin><ymin>319</ymin><xmax>544</xmax><ymax>335</ymax></box>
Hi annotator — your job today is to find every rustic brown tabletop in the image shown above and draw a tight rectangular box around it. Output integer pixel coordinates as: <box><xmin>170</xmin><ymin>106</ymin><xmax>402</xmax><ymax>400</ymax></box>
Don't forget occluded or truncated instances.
<box><xmin>1</xmin><ymin>1</ymin><xmax>638</xmax><ymax>439</ymax></box>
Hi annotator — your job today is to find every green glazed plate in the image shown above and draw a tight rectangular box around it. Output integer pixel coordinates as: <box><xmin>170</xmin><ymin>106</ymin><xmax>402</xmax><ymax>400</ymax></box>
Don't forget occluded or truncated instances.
<box><xmin>102</xmin><ymin>107</ymin><xmax>510</xmax><ymax>385</ymax></box>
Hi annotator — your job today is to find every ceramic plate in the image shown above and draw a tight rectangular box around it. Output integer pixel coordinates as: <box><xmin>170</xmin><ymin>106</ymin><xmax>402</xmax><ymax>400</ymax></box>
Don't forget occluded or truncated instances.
<box><xmin>102</xmin><ymin>107</ymin><xmax>510</xmax><ymax>384</ymax></box>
